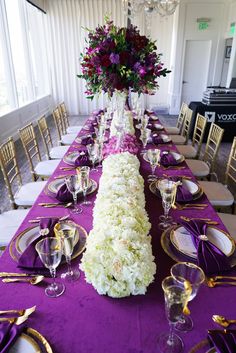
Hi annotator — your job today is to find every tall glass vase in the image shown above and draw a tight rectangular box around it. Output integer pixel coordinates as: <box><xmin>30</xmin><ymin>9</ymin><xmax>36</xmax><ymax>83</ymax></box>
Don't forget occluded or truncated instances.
<box><xmin>113</xmin><ymin>90</ymin><xmax>128</xmax><ymax>150</ymax></box>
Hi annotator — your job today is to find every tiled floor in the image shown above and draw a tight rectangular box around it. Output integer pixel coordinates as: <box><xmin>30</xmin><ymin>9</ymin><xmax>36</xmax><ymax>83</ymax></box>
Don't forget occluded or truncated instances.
<box><xmin>0</xmin><ymin>114</ymin><xmax>234</xmax><ymax>213</ymax></box>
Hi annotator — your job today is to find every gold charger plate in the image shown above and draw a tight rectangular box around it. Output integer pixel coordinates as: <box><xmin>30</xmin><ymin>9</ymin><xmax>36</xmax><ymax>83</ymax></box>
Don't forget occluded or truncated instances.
<box><xmin>75</xmin><ymin>134</ymin><xmax>92</xmax><ymax>144</ymax></box>
<box><xmin>9</xmin><ymin>221</ymin><xmax>87</xmax><ymax>263</ymax></box>
<box><xmin>189</xmin><ymin>339</ymin><xmax>215</xmax><ymax>353</ymax></box>
<box><xmin>9</xmin><ymin>327</ymin><xmax>53</xmax><ymax>353</ymax></box>
<box><xmin>45</xmin><ymin>178</ymin><xmax>97</xmax><ymax>197</ymax></box>
<box><xmin>63</xmin><ymin>151</ymin><xmax>87</xmax><ymax>166</ymax></box>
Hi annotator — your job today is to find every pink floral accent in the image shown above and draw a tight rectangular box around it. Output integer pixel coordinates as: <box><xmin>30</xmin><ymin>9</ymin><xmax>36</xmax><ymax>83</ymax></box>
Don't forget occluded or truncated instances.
<box><xmin>103</xmin><ymin>134</ymin><xmax>139</xmax><ymax>158</ymax></box>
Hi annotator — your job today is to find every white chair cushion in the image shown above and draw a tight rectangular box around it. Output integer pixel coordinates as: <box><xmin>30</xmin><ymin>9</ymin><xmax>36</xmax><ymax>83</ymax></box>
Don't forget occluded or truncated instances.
<box><xmin>35</xmin><ymin>160</ymin><xmax>60</xmax><ymax>177</ymax></box>
<box><xmin>217</xmin><ymin>213</ymin><xmax>236</xmax><ymax>241</ymax></box>
<box><xmin>67</xmin><ymin>125</ymin><xmax>82</xmax><ymax>134</ymax></box>
<box><xmin>165</xmin><ymin>126</ymin><xmax>180</xmax><ymax>135</ymax></box>
<box><xmin>49</xmin><ymin>146</ymin><xmax>69</xmax><ymax>159</ymax></box>
<box><xmin>170</xmin><ymin>135</ymin><xmax>186</xmax><ymax>145</ymax></box>
<box><xmin>199</xmin><ymin>181</ymin><xmax>234</xmax><ymax>206</ymax></box>
<box><xmin>60</xmin><ymin>133</ymin><xmax>77</xmax><ymax>145</ymax></box>
<box><xmin>177</xmin><ymin>145</ymin><xmax>197</xmax><ymax>159</ymax></box>
<box><xmin>186</xmin><ymin>159</ymin><xmax>210</xmax><ymax>177</ymax></box>
<box><xmin>14</xmin><ymin>181</ymin><xmax>47</xmax><ymax>206</ymax></box>
<box><xmin>0</xmin><ymin>209</ymin><xmax>29</xmax><ymax>246</ymax></box>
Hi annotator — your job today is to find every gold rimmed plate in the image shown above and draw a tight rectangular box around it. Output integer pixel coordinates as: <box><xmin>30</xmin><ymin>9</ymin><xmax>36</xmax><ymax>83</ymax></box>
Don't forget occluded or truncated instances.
<box><xmin>170</xmin><ymin>225</ymin><xmax>235</xmax><ymax>259</ymax></box>
<box><xmin>63</xmin><ymin>151</ymin><xmax>87</xmax><ymax>166</ymax></box>
<box><xmin>9</xmin><ymin>221</ymin><xmax>87</xmax><ymax>263</ymax></box>
<box><xmin>149</xmin><ymin>178</ymin><xmax>202</xmax><ymax>201</ymax></box>
<box><xmin>75</xmin><ymin>134</ymin><xmax>92</xmax><ymax>144</ymax></box>
<box><xmin>45</xmin><ymin>177</ymin><xmax>97</xmax><ymax>197</ymax></box>
<box><xmin>189</xmin><ymin>338</ymin><xmax>215</xmax><ymax>353</ymax></box>
<box><xmin>9</xmin><ymin>327</ymin><xmax>53</xmax><ymax>353</ymax></box>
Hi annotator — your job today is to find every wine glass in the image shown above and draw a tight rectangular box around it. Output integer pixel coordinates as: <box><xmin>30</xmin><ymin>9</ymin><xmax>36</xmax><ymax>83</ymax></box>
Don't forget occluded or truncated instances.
<box><xmin>35</xmin><ymin>237</ymin><xmax>65</xmax><ymax>298</ymax></box>
<box><xmin>157</xmin><ymin>276</ymin><xmax>189</xmax><ymax>353</ymax></box>
<box><xmin>141</xmin><ymin>114</ymin><xmax>149</xmax><ymax>129</ymax></box>
<box><xmin>158</xmin><ymin>179</ymin><xmax>177</xmax><ymax>229</ymax></box>
<box><xmin>54</xmin><ymin>223</ymin><xmax>80</xmax><ymax>282</ymax></box>
<box><xmin>170</xmin><ymin>262</ymin><xmax>205</xmax><ymax>332</ymax></box>
<box><xmin>147</xmin><ymin>149</ymin><xmax>160</xmax><ymax>181</ymax></box>
<box><xmin>140</xmin><ymin>128</ymin><xmax>151</xmax><ymax>151</ymax></box>
<box><xmin>87</xmin><ymin>143</ymin><xmax>99</xmax><ymax>172</ymax></box>
<box><xmin>80</xmin><ymin>166</ymin><xmax>91</xmax><ymax>205</ymax></box>
<box><xmin>65</xmin><ymin>175</ymin><xmax>82</xmax><ymax>214</ymax></box>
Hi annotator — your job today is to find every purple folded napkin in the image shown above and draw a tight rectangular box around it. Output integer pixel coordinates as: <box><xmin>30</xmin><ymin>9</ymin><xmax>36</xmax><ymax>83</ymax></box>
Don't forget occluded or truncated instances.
<box><xmin>152</xmin><ymin>134</ymin><xmax>170</xmax><ymax>145</ymax></box>
<box><xmin>18</xmin><ymin>218</ymin><xmax>58</xmax><ymax>269</ymax></box>
<box><xmin>160</xmin><ymin>151</ymin><xmax>178</xmax><ymax>167</ymax></box>
<box><xmin>87</xmin><ymin>125</ymin><xmax>95</xmax><ymax>133</ymax></box>
<box><xmin>168</xmin><ymin>177</ymin><xmax>193</xmax><ymax>202</ymax></box>
<box><xmin>81</xmin><ymin>136</ymin><xmax>94</xmax><ymax>146</ymax></box>
<box><xmin>180</xmin><ymin>220</ymin><xmax>231</xmax><ymax>275</ymax></box>
<box><xmin>208</xmin><ymin>330</ymin><xmax>236</xmax><ymax>353</ymax></box>
<box><xmin>56</xmin><ymin>183</ymin><xmax>73</xmax><ymax>202</ymax></box>
<box><xmin>0</xmin><ymin>322</ymin><xmax>26</xmax><ymax>353</ymax></box>
<box><xmin>74</xmin><ymin>151</ymin><xmax>90</xmax><ymax>167</ymax></box>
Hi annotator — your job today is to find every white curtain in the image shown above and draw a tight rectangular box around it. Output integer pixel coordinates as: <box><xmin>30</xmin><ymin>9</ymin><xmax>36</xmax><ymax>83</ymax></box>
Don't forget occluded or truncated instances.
<box><xmin>46</xmin><ymin>0</ymin><xmax>126</xmax><ymax>115</ymax></box>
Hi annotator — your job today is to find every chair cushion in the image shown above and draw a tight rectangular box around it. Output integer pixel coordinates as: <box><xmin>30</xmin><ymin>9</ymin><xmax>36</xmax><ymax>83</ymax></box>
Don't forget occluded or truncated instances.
<box><xmin>165</xmin><ymin>126</ymin><xmax>180</xmax><ymax>135</ymax></box>
<box><xmin>49</xmin><ymin>146</ymin><xmax>69</xmax><ymax>159</ymax></box>
<box><xmin>14</xmin><ymin>181</ymin><xmax>47</xmax><ymax>206</ymax></box>
<box><xmin>60</xmin><ymin>133</ymin><xmax>77</xmax><ymax>145</ymax></box>
<box><xmin>177</xmin><ymin>145</ymin><xmax>197</xmax><ymax>159</ymax></box>
<box><xmin>199</xmin><ymin>181</ymin><xmax>234</xmax><ymax>206</ymax></box>
<box><xmin>170</xmin><ymin>135</ymin><xmax>186</xmax><ymax>145</ymax></box>
<box><xmin>35</xmin><ymin>160</ymin><xmax>60</xmax><ymax>177</ymax></box>
<box><xmin>186</xmin><ymin>159</ymin><xmax>210</xmax><ymax>177</ymax></box>
<box><xmin>217</xmin><ymin>213</ymin><xmax>236</xmax><ymax>241</ymax></box>
<box><xmin>0</xmin><ymin>209</ymin><xmax>29</xmax><ymax>246</ymax></box>
<box><xmin>67</xmin><ymin>125</ymin><xmax>82</xmax><ymax>134</ymax></box>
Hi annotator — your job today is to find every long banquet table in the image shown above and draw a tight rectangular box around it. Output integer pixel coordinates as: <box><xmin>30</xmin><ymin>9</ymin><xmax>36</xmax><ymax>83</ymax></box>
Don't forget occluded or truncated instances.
<box><xmin>0</xmin><ymin>113</ymin><xmax>236</xmax><ymax>353</ymax></box>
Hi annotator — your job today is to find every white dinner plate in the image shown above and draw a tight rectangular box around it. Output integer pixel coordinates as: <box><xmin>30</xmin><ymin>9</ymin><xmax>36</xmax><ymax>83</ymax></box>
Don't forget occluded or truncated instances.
<box><xmin>143</xmin><ymin>150</ymin><xmax>184</xmax><ymax>164</ymax></box>
<box><xmin>9</xmin><ymin>328</ymin><xmax>53</xmax><ymax>353</ymax></box>
<box><xmin>149</xmin><ymin>178</ymin><xmax>201</xmax><ymax>200</ymax></box>
<box><xmin>160</xmin><ymin>134</ymin><xmax>172</xmax><ymax>142</ymax></box>
<box><xmin>63</xmin><ymin>151</ymin><xmax>87</xmax><ymax>166</ymax></box>
<box><xmin>46</xmin><ymin>177</ymin><xmax>94</xmax><ymax>195</ymax></box>
<box><xmin>75</xmin><ymin>134</ymin><xmax>92</xmax><ymax>144</ymax></box>
<box><xmin>170</xmin><ymin>225</ymin><xmax>235</xmax><ymax>259</ymax></box>
<box><xmin>153</xmin><ymin>123</ymin><xmax>164</xmax><ymax>130</ymax></box>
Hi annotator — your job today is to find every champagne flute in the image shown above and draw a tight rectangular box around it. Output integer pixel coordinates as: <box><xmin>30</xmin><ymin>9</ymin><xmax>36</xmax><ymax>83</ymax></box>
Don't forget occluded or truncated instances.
<box><xmin>140</xmin><ymin>128</ymin><xmax>151</xmax><ymax>151</ymax></box>
<box><xmin>35</xmin><ymin>237</ymin><xmax>65</xmax><ymax>298</ymax></box>
<box><xmin>157</xmin><ymin>276</ymin><xmax>189</xmax><ymax>353</ymax></box>
<box><xmin>158</xmin><ymin>179</ymin><xmax>177</xmax><ymax>229</ymax></box>
<box><xmin>170</xmin><ymin>262</ymin><xmax>205</xmax><ymax>332</ymax></box>
<box><xmin>65</xmin><ymin>175</ymin><xmax>82</xmax><ymax>214</ymax></box>
<box><xmin>87</xmin><ymin>143</ymin><xmax>98</xmax><ymax>172</ymax></box>
<box><xmin>54</xmin><ymin>223</ymin><xmax>80</xmax><ymax>282</ymax></box>
<box><xmin>80</xmin><ymin>166</ymin><xmax>91</xmax><ymax>205</ymax></box>
<box><xmin>147</xmin><ymin>149</ymin><xmax>160</xmax><ymax>181</ymax></box>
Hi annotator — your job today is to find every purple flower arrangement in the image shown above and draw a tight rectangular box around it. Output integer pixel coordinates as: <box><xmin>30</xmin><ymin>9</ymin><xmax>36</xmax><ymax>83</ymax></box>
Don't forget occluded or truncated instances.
<box><xmin>78</xmin><ymin>19</ymin><xmax>170</xmax><ymax>99</ymax></box>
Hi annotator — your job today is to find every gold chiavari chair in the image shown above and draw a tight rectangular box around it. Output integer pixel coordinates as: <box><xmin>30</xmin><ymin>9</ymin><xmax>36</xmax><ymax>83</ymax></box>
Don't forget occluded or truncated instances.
<box><xmin>59</xmin><ymin>102</ymin><xmax>82</xmax><ymax>134</ymax></box>
<box><xmin>38</xmin><ymin>116</ymin><xmax>69</xmax><ymax>160</ymax></box>
<box><xmin>19</xmin><ymin>123</ymin><xmax>59</xmax><ymax>181</ymax></box>
<box><xmin>165</xmin><ymin>102</ymin><xmax>188</xmax><ymax>135</ymax></box>
<box><xmin>186</xmin><ymin>123</ymin><xmax>224</xmax><ymax>178</ymax></box>
<box><xmin>53</xmin><ymin>107</ymin><xmax>77</xmax><ymax>145</ymax></box>
<box><xmin>0</xmin><ymin>137</ymin><xmax>47</xmax><ymax>209</ymax></box>
<box><xmin>177</xmin><ymin>113</ymin><xmax>207</xmax><ymax>159</ymax></box>
<box><xmin>199</xmin><ymin>136</ymin><xmax>236</xmax><ymax>213</ymax></box>
<box><xmin>169</xmin><ymin>107</ymin><xmax>193</xmax><ymax>145</ymax></box>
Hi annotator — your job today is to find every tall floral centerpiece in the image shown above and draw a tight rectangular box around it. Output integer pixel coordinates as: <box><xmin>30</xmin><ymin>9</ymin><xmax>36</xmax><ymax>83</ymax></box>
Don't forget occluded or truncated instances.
<box><xmin>78</xmin><ymin>18</ymin><xmax>170</xmax><ymax>99</ymax></box>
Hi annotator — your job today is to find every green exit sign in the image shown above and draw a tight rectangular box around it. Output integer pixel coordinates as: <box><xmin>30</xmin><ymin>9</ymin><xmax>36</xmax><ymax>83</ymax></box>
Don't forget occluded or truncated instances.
<box><xmin>230</xmin><ymin>22</ymin><xmax>235</xmax><ymax>36</ymax></box>
<box><xmin>199</xmin><ymin>22</ymin><xmax>209</xmax><ymax>30</ymax></box>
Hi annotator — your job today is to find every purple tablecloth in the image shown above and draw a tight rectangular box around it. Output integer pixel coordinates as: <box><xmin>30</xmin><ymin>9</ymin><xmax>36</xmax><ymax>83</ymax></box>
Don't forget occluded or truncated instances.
<box><xmin>0</xmin><ymin>116</ymin><xmax>235</xmax><ymax>353</ymax></box>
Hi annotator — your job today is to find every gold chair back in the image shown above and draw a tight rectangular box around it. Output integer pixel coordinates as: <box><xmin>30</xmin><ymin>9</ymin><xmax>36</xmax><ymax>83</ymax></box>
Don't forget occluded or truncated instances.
<box><xmin>202</xmin><ymin>123</ymin><xmax>224</xmax><ymax>173</ymax></box>
<box><xmin>53</xmin><ymin>107</ymin><xmax>66</xmax><ymax>141</ymax></box>
<box><xmin>0</xmin><ymin>137</ymin><xmax>22</xmax><ymax>209</ymax></box>
<box><xmin>191</xmin><ymin>113</ymin><xmax>207</xmax><ymax>158</ymax></box>
<box><xmin>225</xmin><ymin>136</ymin><xmax>236</xmax><ymax>186</ymax></box>
<box><xmin>59</xmin><ymin>102</ymin><xmax>70</xmax><ymax>129</ymax></box>
<box><xmin>177</xmin><ymin>102</ymin><xmax>188</xmax><ymax>131</ymax></box>
<box><xmin>181</xmin><ymin>107</ymin><xmax>193</xmax><ymax>144</ymax></box>
<box><xmin>19</xmin><ymin>123</ymin><xmax>41</xmax><ymax>181</ymax></box>
<box><xmin>38</xmin><ymin>116</ymin><xmax>53</xmax><ymax>159</ymax></box>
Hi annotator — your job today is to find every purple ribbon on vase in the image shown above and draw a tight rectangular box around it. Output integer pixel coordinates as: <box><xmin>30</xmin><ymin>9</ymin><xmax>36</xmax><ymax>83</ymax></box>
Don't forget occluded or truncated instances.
<box><xmin>0</xmin><ymin>322</ymin><xmax>26</xmax><ymax>353</ymax></box>
<box><xmin>180</xmin><ymin>219</ymin><xmax>231</xmax><ymax>275</ymax></box>
<box><xmin>18</xmin><ymin>218</ymin><xmax>58</xmax><ymax>269</ymax></box>
<box><xmin>208</xmin><ymin>330</ymin><xmax>236</xmax><ymax>353</ymax></box>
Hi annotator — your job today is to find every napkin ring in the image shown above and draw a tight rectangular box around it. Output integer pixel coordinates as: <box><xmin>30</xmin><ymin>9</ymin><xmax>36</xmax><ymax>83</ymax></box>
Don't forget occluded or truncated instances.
<box><xmin>40</xmin><ymin>228</ymin><xmax>49</xmax><ymax>236</ymax></box>
<box><xmin>198</xmin><ymin>234</ymin><xmax>208</xmax><ymax>241</ymax></box>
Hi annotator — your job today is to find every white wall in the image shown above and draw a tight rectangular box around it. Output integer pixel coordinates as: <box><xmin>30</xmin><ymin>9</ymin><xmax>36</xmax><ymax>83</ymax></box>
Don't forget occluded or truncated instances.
<box><xmin>0</xmin><ymin>95</ymin><xmax>52</xmax><ymax>144</ymax></box>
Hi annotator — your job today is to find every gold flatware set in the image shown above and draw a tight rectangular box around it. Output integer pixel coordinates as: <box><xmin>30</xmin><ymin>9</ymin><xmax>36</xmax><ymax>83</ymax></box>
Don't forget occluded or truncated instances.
<box><xmin>2</xmin><ymin>275</ymin><xmax>44</xmax><ymax>285</ymax></box>
<box><xmin>0</xmin><ymin>305</ymin><xmax>36</xmax><ymax>325</ymax></box>
<box><xmin>28</xmin><ymin>215</ymin><xmax>70</xmax><ymax>223</ymax></box>
<box><xmin>38</xmin><ymin>202</ymin><xmax>72</xmax><ymax>208</ymax></box>
<box><xmin>212</xmin><ymin>315</ymin><xmax>236</xmax><ymax>327</ymax></box>
<box><xmin>180</xmin><ymin>216</ymin><xmax>219</xmax><ymax>225</ymax></box>
<box><xmin>174</xmin><ymin>203</ymin><xmax>208</xmax><ymax>210</ymax></box>
<box><xmin>206</xmin><ymin>276</ymin><xmax>236</xmax><ymax>288</ymax></box>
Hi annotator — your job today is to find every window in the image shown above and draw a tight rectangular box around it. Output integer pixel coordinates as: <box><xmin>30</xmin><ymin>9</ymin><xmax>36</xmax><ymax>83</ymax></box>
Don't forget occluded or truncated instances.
<box><xmin>0</xmin><ymin>0</ymin><xmax>49</xmax><ymax>116</ymax></box>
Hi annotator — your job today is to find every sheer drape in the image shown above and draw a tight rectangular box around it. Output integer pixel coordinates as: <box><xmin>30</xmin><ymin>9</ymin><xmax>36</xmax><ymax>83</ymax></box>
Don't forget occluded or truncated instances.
<box><xmin>46</xmin><ymin>0</ymin><xmax>126</xmax><ymax>115</ymax></box>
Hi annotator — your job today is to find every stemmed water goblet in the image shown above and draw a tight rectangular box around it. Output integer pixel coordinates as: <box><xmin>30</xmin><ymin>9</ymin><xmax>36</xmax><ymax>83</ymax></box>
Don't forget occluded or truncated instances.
<box><xmin>146</xmin><ymin>149</ymin><xmax>160</xmax><ymax>181</ymax></box>
<box><xmin>35</xmin><ymin>237</ymin><xmax>65</xmax><ymax>298</ymax></box>
<box><xmin>170</xmin><ymin>262</ymin><xmax>205</xmax><ymax>331</ymax></box>
<box><xmin>79</xmin><ymin>166</ymin><xmax>91</xmax><ymax>206</ymax></box>
<box><xmin>65</xmin><ymin>175</ymin><xmax>82</xmax><ymax>214</ymax></box>
<box><xmin>158</xmin><ymin>179</ymin><xmax>177</xmax><ymax>229</ymax></box>
<box><xmin>54</xmin><ymin>223</ymin><xmax>80</xmax><ymax>282</ymax></box>
<box><xmin>157</xmin><ymin>276</ymin><xmax>189</xmax><ymax>353</ymax></box>
<box><xmin>87</xmin><ymin>143</ymin><xmax>99</xmax><ymax>172</ymax></box>
<box><xmin>141</xmin><ymin>114</ymin><xmax>149</xmax><ymax>129</ymax></box>
<box><xmin>140</xmin><ymin>128</ymin><xmax>151</xmax><ymax>151</ymax></box>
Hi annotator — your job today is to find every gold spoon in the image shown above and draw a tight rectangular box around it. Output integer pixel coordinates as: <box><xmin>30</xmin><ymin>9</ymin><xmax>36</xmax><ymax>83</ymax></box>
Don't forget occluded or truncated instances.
<box><xmin>2</xmin><ymin>275</ymin><xmax>44</xmax><ymax>285</ymax></box>
<box><xmin>212</xmin><ymin>315</ymin><xmax>236</xmax><ymax>327</ymax></box>
<box><xmin>206</xmin><ymin>278</ymin><xmax>236</xmax><ymax>288</ymax></box>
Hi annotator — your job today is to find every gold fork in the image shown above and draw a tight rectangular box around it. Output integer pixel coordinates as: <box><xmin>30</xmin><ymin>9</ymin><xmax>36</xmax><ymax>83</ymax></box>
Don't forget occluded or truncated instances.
<box><xmin>180</xmin><ymin>216</ymin><xmax>219</xmax><ymax>225</ymax></box>
<box><xmin>0</xmin><ymin>305</ymin><xmax>36</xmax><ymax>317</ymax></box>
<box><xmin>0</xmin><ymin>315</ymin><xmax>29</xmax><ymax>325</ymax></box>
